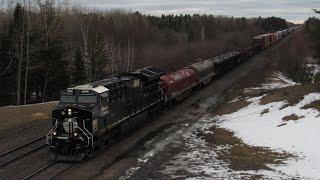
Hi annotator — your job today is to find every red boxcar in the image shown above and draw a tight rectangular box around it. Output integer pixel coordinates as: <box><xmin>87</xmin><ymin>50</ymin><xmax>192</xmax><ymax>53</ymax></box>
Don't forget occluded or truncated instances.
<box><xmin>160</xmin><ymin>67</ymin><xmax>197</xmax><ymax>102</ymax></box>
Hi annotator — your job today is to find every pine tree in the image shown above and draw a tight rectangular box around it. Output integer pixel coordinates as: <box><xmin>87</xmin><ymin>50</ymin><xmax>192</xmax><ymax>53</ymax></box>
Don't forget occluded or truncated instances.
<box><xmin>73</xmin><ymin>48</ymin><xmax>86</xmax><ymax>85</ymax></box>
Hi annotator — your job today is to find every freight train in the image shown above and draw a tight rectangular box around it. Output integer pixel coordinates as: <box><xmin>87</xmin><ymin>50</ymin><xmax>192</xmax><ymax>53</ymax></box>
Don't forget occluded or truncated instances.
<box><xmin>47</xmin><ymin>26</ymin><xmax>300</xmax><ymax>161</ymax></box>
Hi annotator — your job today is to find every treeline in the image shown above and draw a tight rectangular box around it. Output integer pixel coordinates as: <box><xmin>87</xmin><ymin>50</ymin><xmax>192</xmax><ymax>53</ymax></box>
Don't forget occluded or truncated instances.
<box><xmin>0</xmin><ymin>0</ymin><xmax>288</xmax><ymax>106</ymax></box>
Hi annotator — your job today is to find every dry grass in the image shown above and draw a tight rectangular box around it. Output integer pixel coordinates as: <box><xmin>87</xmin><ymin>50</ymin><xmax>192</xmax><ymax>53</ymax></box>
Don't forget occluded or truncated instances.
<box><xmin>302</xmin><ymin>100</ymin><xmax>320</xmax><ymax>111</ymax></box>
<box><xmin>260</xmin><ymin>83</ymin><xmax>320</xmax><ymax>106</ymax></box>
<box><xmin>213</xmin><ymin>99</ymin><xmax>250</xmax><ymax>116</ymax></box>
<box><xmin>277</xmin><ymin>123</ymin><xmax>287</xmax><ymax>127</ymax></box>
<box><xmin>282</xmin><ymin>114</ymin><xmax>305</xmax><ymax>122</ymax></box>
<box><xmin>202</xmin><ymin>128</ymin><xmax>291</xmax><ymax>171</ymax></box>
<box><xmin>260</xmin><ymin>109</ymin><xmax>269</xmax><ymax>116</ymax></box>
<box><xmin>0</xmin><ymin>101</ymin><xmax>57</xmax><ymax>131</ymax></box>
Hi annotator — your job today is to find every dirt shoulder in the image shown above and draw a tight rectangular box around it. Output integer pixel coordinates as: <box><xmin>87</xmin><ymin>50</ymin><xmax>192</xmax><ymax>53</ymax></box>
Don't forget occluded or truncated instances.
<box><xmin>0</xmin><ymin>101</ymin><xmax>57</xmax><ymax>132</ymax></box>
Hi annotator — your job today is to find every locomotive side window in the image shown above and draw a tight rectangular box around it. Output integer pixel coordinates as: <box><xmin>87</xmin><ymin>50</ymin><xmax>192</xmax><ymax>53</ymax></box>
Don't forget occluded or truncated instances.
<box><xmin>101</xmin><ymin>92</ymin><xmax>109</xmax><ymax>106</ymax></box>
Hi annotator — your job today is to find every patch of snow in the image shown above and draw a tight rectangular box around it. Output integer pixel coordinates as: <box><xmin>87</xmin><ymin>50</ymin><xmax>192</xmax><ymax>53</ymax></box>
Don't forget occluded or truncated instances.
<box><xmin>120</xmin><ymin>127</ymin><xmax>177</xmax><ymax>179</ymax></box>
<box><xmin>305</xmin><ymin>57</ymin><xmax>320</xmax><ymax>83</ymax></box>
<box><xmin>244</xmin><ymin>71</ymin><xmax>297</xmax><ymax>92</ymax></box>
<box><xmin>297</xmin><ymin>93</ymin><xmax>320</xmax><ymax>108</ymax></box>
<box><xmin>160</xmin><ymin>116</ymin><xmax>293</xmax><ymax>179</ymax></box>
<box><xmin>228</xmin><ymin>96</ymin><xmax>241</xmax><ymax>103</ymax></box>
<box><xmin>218</xmin><ymin>92</ymin><xmax>320</xmax><ymax>179</ymax></box>
<box><xmin>119</xmin><ymin>167</ymin><xmax>140</xmax><ymax>180</ymax></box>
<box><xmin>246</xmin><ymin>95</ymin><xmax>266</xmax><ymax>102</ymax></box>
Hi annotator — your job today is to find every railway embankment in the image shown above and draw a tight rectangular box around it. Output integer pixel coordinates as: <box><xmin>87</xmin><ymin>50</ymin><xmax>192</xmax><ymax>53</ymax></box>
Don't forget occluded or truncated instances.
<box><xmin>0</xmin><ymin>101</ymin><xmax>57</xmax><ymax>132</ymax></box>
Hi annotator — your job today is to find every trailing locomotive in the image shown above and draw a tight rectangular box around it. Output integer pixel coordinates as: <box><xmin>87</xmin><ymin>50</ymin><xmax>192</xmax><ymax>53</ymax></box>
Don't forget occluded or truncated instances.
<box><xmin>46</xmin><ymin>67</ymin><xmax>165</xmax><ymax>161</ymax></box>
<box><xmin>47</xmin><ymin>26</ymin><xmax>300</xmax><ymax>161</ymax></box>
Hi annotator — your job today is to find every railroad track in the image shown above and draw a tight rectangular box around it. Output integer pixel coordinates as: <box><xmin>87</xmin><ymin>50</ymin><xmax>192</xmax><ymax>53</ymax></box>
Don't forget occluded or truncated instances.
<box><xmin>22</xmin><ymin>162</ymin><xmax>74</xmax><ymax>180</ymax></box>
<box><xmin>0</xmin><ymin>136</ymin><xmax>46</xmax><ymax>168</ymax></box>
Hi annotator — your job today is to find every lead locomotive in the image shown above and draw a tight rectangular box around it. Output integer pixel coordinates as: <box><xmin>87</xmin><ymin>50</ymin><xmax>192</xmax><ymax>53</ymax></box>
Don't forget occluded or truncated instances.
<box><xmin>46</xmin><ymin>67</ymin><xmax>165</xmax><ymax>161</ymax></box>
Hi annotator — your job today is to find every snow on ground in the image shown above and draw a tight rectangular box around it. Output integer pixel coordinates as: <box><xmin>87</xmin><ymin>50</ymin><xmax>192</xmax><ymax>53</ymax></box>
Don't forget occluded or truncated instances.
<box><xmin>159</xmin><ymin>116</ymin><xmax>293</xmax><ymax>179</ymax></box>
<box><xmin>218</xmin><ymin>92</ymin><xmax>320</xmax><ymax>179</ymax></box>
<box><xmin>244</xmin><ymin>71</ymin><xmax>297</xmax><ymax>92</ymax></box>
<box><xmin>121</xmin><ymin>97</ymin><xmax>296</xmax><ymax>179</ymax></box>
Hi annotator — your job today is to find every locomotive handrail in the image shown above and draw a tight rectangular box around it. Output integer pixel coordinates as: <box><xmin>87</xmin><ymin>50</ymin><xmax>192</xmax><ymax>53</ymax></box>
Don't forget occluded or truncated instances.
<box><xmin>76</xmin><ymin>125</ymin><xmax>91</xmax><ymax>148</ymax></box>
<box><xmin>46</xmin><ymin>120</ymin><xmax>58</xmax><ymax>145</ymax></box>
<box><xmin>83</xmin><ymin>121</ymin><xmax>94</xmax><ymax>148</ymax></box>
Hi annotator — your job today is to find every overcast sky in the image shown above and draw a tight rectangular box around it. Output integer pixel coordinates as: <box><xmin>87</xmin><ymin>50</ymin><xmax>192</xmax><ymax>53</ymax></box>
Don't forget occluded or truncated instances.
<box><xmin>74</xmin><ymin>0</ymin><xmax>319</xmax><ymax>24</ymax></box>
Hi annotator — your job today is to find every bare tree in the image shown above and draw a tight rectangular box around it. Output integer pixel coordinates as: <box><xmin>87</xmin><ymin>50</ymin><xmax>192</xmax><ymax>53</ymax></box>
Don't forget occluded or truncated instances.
<box><xmin>37</xmin><ymin>0</ymin><xmax>62</xmax><ymax>102</ymax></box>
<box><xmin>23</xmin><ymin>0</ymin><xmax>30</xmax><ymax>104</ymax></box>
<box><xmin>15</xmin><ymin>2</ymin><xmax>25</xmax><ymax>105</ymax></box>
<box><xmin>78</xmin><ymin>17</ymin><xmax>93</xmax><ymax>81</ymax></box>
<box><xmin>0</xmin><ymin>50</ymin><xmax>13</xmax><ymax>76</ymax></box>
<box><xmin>126</xmin><ymin>40</ymin><xmax>134</xmax><ymax>71</ymax></box>
<box><xmin>130</xmin><ymin>42</ymin><xmax>134</xmax><ymax>71</ymax></box>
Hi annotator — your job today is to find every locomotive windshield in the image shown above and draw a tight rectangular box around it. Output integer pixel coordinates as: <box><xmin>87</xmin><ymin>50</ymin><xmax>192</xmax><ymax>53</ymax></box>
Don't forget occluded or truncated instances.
<box><xmin>60</xmin><ymin>95</ymin><xmax>76</xmax><ymax>103</ymax></box>
<box><xmin>60</xmin><ymin>93</ymin><xmax>97</xmax><ymax>104</ymax></box>
<box><xmin>78</xmin><ymin>95</ymin><xmax>97</xmax><ymax>104</ymax></box>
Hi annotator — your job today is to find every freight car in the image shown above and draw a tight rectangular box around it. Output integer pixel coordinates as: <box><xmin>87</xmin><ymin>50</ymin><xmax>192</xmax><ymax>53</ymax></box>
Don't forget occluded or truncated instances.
<box><xmin>188</xmin><ymin>59</ymin><xmax>215</xmax><ymax>86</ymax></box>
<box><xmin>253</xmin><ymin>33</ymin><xmax>274</xmax><ymax>49</ymax></box>
<box><xmin>211</xmin><ymin>51</ymin><xmax>241</xmax><ymax>76</ymax></box>
<box><xmin>46</xmin><ymin>67</ymin><xmax>165</xmax><ymax>161</ymax></box>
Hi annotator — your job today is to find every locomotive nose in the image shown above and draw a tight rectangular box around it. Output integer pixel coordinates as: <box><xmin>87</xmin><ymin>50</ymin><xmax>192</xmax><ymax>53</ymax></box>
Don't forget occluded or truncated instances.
<box><xmin>63</xmin><ymin>117</ymin><xmax>78</xmax><ymax>135</ymax></box>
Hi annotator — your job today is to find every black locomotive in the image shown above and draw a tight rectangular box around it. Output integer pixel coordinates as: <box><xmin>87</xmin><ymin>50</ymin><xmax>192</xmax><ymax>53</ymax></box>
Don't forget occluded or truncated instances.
<box><xmin>46</xmin><ymin>67</ymin><xmax>165</xmax><ymax>161</ymax></box>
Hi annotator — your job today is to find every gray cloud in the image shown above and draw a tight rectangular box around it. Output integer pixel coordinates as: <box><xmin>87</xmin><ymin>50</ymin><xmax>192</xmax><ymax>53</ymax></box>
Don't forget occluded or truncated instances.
<box><xmin>74</xmin><ymin>0</ymin><xmax>319</xmax><ymax>23</ymax></box>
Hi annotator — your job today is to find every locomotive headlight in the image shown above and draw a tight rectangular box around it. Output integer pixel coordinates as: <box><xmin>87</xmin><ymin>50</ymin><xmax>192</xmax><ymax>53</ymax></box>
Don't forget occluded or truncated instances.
<box><xmin>53</xmin><ymin>131</ymin><xmax>57</xmax><ymax>136</ymax></box>
<box><xmin>74</xmin><ymin>132</ymin><xmax>78</xmax><ymax>137</ymax></box>
<box><xmin>68</xmin><ymin>109</ymin><xmax>72</xmax><ymax>115</ymax></box>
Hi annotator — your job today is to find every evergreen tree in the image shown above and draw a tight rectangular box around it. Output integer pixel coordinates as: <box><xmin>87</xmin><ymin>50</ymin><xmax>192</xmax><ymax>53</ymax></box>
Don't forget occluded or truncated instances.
<box><xmin>72</xmin><ymin>48</ymin><xmax>86</xmax><ymax>85</ymax></box>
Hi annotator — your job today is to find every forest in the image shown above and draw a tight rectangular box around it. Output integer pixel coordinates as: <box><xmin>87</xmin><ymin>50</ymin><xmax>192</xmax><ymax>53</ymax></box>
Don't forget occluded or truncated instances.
<box><xmin>0</xmin><ymin>0</ymin><xmax>290</xmax><ymax>106</ymax></box>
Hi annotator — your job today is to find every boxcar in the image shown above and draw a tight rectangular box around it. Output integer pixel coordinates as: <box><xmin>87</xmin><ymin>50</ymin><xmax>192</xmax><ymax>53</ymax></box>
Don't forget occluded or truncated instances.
<box><xmin>253</xmin><ymin>33</ymin><xmax>273</xmax><ymax>49</ymax></box>
<box><xmin>160</xmin><ymin>67</ymin><xmax>197</xmax><ymax>102</ymax></box>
